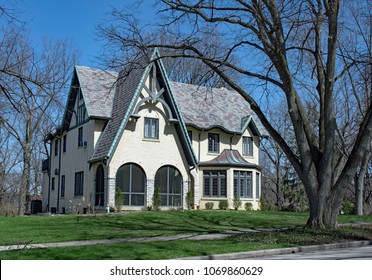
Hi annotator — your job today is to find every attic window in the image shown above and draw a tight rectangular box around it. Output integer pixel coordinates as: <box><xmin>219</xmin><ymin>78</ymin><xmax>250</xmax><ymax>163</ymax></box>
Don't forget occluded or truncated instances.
<box><xmin>144</xmin><ymin>117</ymin><xmax>159</xmax><ymax>139</ymax></box>
<box><xmin>77</xmin><ymin>104</ymin><xmax>86</xmax><ymax>124</ymax></box>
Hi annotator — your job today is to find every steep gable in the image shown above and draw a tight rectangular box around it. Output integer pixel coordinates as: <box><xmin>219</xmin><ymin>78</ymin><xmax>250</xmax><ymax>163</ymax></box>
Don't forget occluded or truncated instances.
<box><xmin>89</xmin><ymin>50</ymin><xmax>198</xmax><ymax>166</ymax></box>
<box><xmin>61</xmin><ymin>66</ymin><xmax>118</xmax><ymax>131</ymax></box>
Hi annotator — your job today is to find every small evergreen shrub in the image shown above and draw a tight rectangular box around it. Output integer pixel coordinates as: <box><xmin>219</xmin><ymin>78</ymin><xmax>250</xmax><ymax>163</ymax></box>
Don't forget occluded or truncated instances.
<box><xmin>233</xmin><ymin>195</ymin><xmax>242</xmax><ymax>210</ymax></box>
<box><xmin>205</xmin><ymin>202</ymin><xmax>214</xmax><ymax>210</ymax></box>
<box><xmin>115</xmin><ymin>187</ymin><xmax>124</xmax><ymax>211</ymax></box>
<box><xmin>186</xmin><ymin>191</ymin><xmax>194</xmax><ymax>210</ymax></box>
<box><xmin>218</xmin><ymin>200</ymin><xmax>229</xmax><ymax>210</ymax></box>
<box><xmin>152</xmin><ymin>186</ymin><xmax>161</xmax><ymax>211</ymax></box>
<box><xmin>244</xmin><ymin>202</ymin><xmax>253</xmax><ymax>211</ymax></box>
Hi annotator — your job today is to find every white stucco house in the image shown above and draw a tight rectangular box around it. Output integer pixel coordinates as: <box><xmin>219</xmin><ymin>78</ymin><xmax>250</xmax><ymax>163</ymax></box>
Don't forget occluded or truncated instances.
<box><xmin>42</xmin><ymin>50</ymin><xmax>266</xmax><ymax>214</ymax></box>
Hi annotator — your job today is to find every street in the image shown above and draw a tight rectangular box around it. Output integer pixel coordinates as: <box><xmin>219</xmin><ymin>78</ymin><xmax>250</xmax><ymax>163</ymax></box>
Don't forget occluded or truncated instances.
<box><xmin>249</xmin><ymin>245</ymin><xmax>372</xmax><ymax>260</ymax></box>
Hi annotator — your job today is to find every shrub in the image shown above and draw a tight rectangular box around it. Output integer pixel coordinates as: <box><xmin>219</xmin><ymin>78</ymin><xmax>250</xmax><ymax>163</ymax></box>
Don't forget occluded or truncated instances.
<box><xmin>259</xmin><ymin>198</ymin><xmax>278</xmax><ymax>211</ymax></box>
<box><xmin>244</xmin><ymin>202</ymin><xmax>253</xmax><ymax>211</ymax></box>
<box><xmin>186</xmin><ymin>191</ymin><xmax>194</xmax><ymax>210</ymax></box>
<box><xmin>205</xmin><ymin>202</ymin><xmax>214</xmax><ymax>210</ymax></box>
<box><xmin>218</xmin><ymin>200</ymin><xmax>229</xmax><ymax>210</ymax></box>
<box><xmin>152</xmin><ymin>186</ymin><xmax>161</xmax><ymax>211</ymax></box>
<box><xmin>341</xmin><ymin>199</ymin><xmax>355</xmax><ymax>215</ymax></box>
<box><xmin>115</xmin><ymin>187</ymin><xmax>123</xmax><ymax>211</ymax></box>
<box><xmin>233</xmin><ymin>195</ymin><xmax>242</xmax><ymax>210</ymax></box>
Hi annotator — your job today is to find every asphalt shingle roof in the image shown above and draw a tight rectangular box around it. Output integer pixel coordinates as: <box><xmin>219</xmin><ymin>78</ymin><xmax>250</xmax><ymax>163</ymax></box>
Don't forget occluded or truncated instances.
<box><xmin>75</xmin><ymin>66</ymin><xmax>118</xmax><ymax>119</ymax></box>
<box><xmin>89</xmin><ymin>64</ymin><xmax>148</xmax><ymax>162</ymax></box>
<box><xmin>170</xmin><ymin>81</ymin><xmax>263</xmax><ymax>134</ymax></box>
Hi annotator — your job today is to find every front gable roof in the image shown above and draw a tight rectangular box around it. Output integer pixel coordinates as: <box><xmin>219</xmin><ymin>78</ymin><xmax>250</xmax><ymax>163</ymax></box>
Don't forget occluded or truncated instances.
<box><xmin>90</xmin><ymin>49</ymin><xmax>198</xmax><ymax>166</ymax></box>
<box><xmin>60</xmin><ymin>66</ymin><xmax>118</xmax><ymax>132</ymax></box>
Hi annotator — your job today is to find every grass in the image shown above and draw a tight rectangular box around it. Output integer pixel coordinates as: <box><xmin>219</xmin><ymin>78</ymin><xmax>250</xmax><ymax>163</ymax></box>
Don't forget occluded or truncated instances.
<box><xmin>0</xmin><ymin>210</ymin><xmax>371</xmax><ymax>259</ymax></box>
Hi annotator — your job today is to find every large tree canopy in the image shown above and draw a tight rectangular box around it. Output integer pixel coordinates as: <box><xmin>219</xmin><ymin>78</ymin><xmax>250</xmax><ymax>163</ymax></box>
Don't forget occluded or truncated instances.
<box><xmin>98</xmin><ymin>0</ymin><xmax>372</xmax><ymax>228</ymax></box>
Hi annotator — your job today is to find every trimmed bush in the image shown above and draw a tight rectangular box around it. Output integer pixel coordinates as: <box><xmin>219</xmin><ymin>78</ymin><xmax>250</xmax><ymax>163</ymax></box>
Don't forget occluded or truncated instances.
<box><xmin>205</xmin><ymin>202</ymin><xmax>214</xmax><ymax>210</ymax></box>
<box><xmin>218</xmin><ymin>200</ymin><xmax>229</xmax><ymax>210</ymax></box>
<box><xmin>186</xmin><ymin>191</ymin><xmax>194</xmax><ymax>210</ymax></box>
<box><xmin>245</xmin><ymin>202</ymin><xmax>253</xmax><ymax>211</ymax></box>
<box><xmin>233</xmin><ymin>195</ymin><xmax>242</xmax><ymax>210</ymax></box>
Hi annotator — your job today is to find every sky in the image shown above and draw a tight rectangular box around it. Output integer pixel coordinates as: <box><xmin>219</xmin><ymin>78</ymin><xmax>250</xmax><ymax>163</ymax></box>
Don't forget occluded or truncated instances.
<box><xmin>8</xmin><ymin>0</ymin><xmax>156</xmax><ymax>67</ymax></box>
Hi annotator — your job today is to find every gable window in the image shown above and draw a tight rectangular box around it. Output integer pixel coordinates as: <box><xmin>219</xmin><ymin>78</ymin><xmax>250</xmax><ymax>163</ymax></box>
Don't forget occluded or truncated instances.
<box><xmin>242</xmin><ymin>136</ymin><xmax>253</xmax><ymax>156</ymax></box>
<box><xmin>155</xmin><ymin>166</ymin><xmax>183</xmax><ymax>207</ymax></box>
<box><xmin>63</xmin><ymin>135</ymin><xmax>67</xmax><ymax>153</ymax></box>
<box><xmin>74</xmin><ymin>171</ymin><xmax>84</xmax><ymax>196</ymax></box>
<box><xmin>76</xmin><ymin>104</ymin><xmax>86</xmax><ymax>124</ymax></box>
<box><xmin>78</xmin><ymin>127</ymin><xmax>83</xmax><ymax>147</ymax></box>
<box><xmin>144</xmin><ymin>117</ymin><xmax>159</xmax><ymax>139</ymax></box>
<box><xmin>208</xmin><ymin>133</ymin><xmax>219</xmax><ymax>153</ymax></box>
<box><xmin>234</xmin><ymin>171</ymin><xmax>252</xmax><ymax>198</ymax></box>
<box><xmin>203</xmin><ymin>170</ymin><xmax>226</xmax><ymax>197</ymax></box>
<box><xmin>116</xmin><ymin>163</ymin><xmax>146</xmax><ymax>206</ymax></box>
<box><xmin>61</xmin><ymin>175</ymin><xmax>65</xmax><ymax>198</ymax></box>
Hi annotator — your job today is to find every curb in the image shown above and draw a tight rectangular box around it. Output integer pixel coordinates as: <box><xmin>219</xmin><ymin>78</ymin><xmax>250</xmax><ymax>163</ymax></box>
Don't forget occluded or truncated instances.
<box><xmin>176</xmin><ymin>240</ymin><xmax>372</xmax><ymax>260</ymax></box>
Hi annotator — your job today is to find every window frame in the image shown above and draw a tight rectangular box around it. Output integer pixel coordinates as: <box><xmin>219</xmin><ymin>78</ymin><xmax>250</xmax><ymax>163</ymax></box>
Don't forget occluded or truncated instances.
<box><xmin>208</xmin><ymin>133</ymin><xmax>220</xmax><ymax>153</ymax></box>
<box><xmin>61</xmin><ymin>175</ymin><xmax>65</xmax><ymax>198</ymax></box>
<box><xmin>54</xmin><ymin>139</ymin><xmax>59</xmax><ymax>156</ymax></box>
<box><xmin>63</xmin><ymin>135</ymin><xmax>67</xmax><ymax>153</ymax></box>
<box><xmin>78</xmin><ymin>127</ymin><xmax>83</xmax><ymax>147</ymax></box>
<box><xmin>234</xmin><ymin>170</ymin><xmax>253</xmax><ymax>198</ymax></box>
<box><xmin>242</xmin><ymin>136</ymin><xmax>253</xmax><ymax>156</ymax></box>
<box><xmin>116</xmin><ymin>163</ymin><xmax>146</xmax><ymax>206</ymax></box>
<box><xmin>144</xmin><ymin>117</ymin><xmax>159</xmax><ymax>139</ymax></box>
<box><xmin>74</xmin><ymin>171</ymin><xmax>84</xmax><ymax>196</ymax></box>
<box><xmin>203</xmin><ymin>170</ymin><xmax>227</xmax><ymax>197</ymax></box>
<box><xmin>155</xmin><ymin>166</ymin><xmax>183</xmax><ymax>207</ymax></box>
<box><xmin>256</xmin><ymin>172</ymin><xmax>260</xmax><ymax>200</ymax></box>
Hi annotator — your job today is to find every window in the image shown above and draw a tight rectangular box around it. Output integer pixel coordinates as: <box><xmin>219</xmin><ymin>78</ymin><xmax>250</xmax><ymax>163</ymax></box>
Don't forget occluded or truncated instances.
<box><xmin>76</xmin><ymin>104</ymin><xmax>86</xmax><ymax>124</ymax></box>
<box><xmin>203</xmin><ymin>170</ymin><xmax>226</xmax><ymax>197</ymax></box>
<box><xmin>51</xmin><ymin>177</ymin><xmax>55</xmax><ymax>191</ymax></box>
<box><xmin>144</xmin><ymin>117</ymin><xmax>159</xmax><ymax>139</ymax></box>
<box><xmin>54</xmin><ymin>139</ymin><xmax>58</xmax><ymax>156</ymax></box>
<box><xmin>63</xmin><ymin>135</ymin><xmax>67</xmax><ymax>153</ymax></box>
<box><xmin>61</xmin><ymin>175</ymin><xmax>65</xmax><ymax>198</ymax></box>
<box><xmin>234</xmin><ymin>171</ymin><xmax>253</xmax><ymax>198</ymax></box>
<box><xmin>242</xmin><ymin>136</ymin><xmax>253</xmax><ymax>156</ymax></box>
<box><xmin>116</xmin><ymin>163</ymin><xmax>146</xmax><ymax>206</ymax></box>
<box><xmin>208</xmin><ymin>133</ymin><xmax>219</xmax><ymax>153</ymax></box>
<box><xmin>74</xmin><ymin>171</ymin><xmax>84</xmax><ymax>196</ymax></box>
<box><xmin>95</xmin><ymin>165</ymin><xmax>105</xmax><ymax>206</ymax></box>
<box><xmin>256</xmin><ymin>172</ymin><xmax>260</xmax><ymax>199</ymax></box>
<box><xmin>155</xmin><ymin>166</ymin><xmax>183</xmax><ymax>207</ymax></box>
<box><xmin>78</xmin><ymin>127</ymin><xmax>83</xmax><ymax>147</ymax></box>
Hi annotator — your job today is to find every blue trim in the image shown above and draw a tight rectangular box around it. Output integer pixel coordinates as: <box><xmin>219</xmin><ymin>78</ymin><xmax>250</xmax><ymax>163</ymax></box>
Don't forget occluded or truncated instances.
<box><xmin>154</xmin><ymin>49</ymin><xmax>199</xmax><ymax>166</ymax></box>
<box><xmin>106</xmin><ymin>63</ymin><xmax>153</xmax><ymax>162</ymax></box>
<box><xmin>240</xmin><ymin>115</ymin><xmax>263</xmax><ymax>137</ymax></box>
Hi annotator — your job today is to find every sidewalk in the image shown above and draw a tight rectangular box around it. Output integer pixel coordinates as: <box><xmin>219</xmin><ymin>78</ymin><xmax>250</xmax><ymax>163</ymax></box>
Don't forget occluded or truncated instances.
<box><xmin>1</xmin><ymin>229</ymin><xmax>371</xmax><ymax>260</ymax></box>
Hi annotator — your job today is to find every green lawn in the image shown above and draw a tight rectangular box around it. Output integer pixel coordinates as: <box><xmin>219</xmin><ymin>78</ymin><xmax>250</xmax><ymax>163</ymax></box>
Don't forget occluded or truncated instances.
<box><xmin>0</xmin><ymin>210</ymin><xmax>371</xmax><ymax>260</ymax></box>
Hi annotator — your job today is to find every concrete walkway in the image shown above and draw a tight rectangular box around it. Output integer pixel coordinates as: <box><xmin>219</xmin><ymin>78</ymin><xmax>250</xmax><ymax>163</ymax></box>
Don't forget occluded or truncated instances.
<box><xmin>1</xmin><ymin>227</ymin><xmax>372</xmax><ymax>260</ymax></box>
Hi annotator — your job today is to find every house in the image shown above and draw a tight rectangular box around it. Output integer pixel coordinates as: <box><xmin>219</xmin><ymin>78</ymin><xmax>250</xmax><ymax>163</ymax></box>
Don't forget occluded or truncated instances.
<box><xmin>41</xmin><ymin>50</ymin><xmax>266</xmax><ymax>214</ymax></box>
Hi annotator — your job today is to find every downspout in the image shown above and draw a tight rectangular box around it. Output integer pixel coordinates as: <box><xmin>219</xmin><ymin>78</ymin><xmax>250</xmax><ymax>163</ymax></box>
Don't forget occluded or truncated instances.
<box><xmin>56</xmin><ymin>135</ymin><xmax>62</xmax><ymax>213</ymax></box>
<box><xmin>47</xmin><ymin>140</ymin><xmax>52</xmax><ymax>212</ymax></box>
<box><xmin>198</xmin><ymin>132</ymin><xmax>201</xmax><ymax>162</ymax></box>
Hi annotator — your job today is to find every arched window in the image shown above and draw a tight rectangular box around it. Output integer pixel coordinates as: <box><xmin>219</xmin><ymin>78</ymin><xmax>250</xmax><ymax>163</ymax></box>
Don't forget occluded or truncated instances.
<box><xmin>155</xmin><ymin>166</ymin><xmax>183</xmax><ymax>207</ymax></box>
<box><xmin>116</xmin><ymin>163</ymin><xmax>146</xmax><ymax>206</ymax></box>
<box><xmin>95</xmin><ymin>165</ymin><xmax>105</xmax><ymax>206</ymax></box>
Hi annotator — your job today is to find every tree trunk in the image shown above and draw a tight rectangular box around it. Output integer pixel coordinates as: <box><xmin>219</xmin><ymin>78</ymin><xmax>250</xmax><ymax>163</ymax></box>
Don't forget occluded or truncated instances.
<box><xmin>355</xmin><ymin>150</ymin><xmax>370</xmax><ymax>215</ymax></box>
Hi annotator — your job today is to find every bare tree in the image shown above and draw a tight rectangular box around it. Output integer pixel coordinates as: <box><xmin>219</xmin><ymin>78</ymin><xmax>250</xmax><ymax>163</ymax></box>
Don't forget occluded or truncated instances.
<box><xmin>98</xmin><ymin>0</ymin><xmax>372</xmax><ymax>227</ymax></box>
<box><xmin>0</xmin><ymin>20</ymin><xmax>78</xmax><ymax>214</ymax></box>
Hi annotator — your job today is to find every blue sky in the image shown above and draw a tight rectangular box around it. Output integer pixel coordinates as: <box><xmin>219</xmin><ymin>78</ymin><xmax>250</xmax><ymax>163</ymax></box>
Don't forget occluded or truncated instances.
<box><xmin>12</xmin><ymin>0</ymin><xmax>155</xmax><ymax>67</ymax></box>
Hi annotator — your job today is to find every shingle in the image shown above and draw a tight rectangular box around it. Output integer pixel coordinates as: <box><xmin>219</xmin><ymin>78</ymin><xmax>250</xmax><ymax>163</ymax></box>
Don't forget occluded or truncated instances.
<box><xmin>199</xmin><ymin>149</ymin><xmax>260</xmax><ymax>169</ymax></box>
<box><xmin>170</xmin><ymin>81</ymin><xmax>264</xmax><ymax>135</ymax></box>
<box><xmin>75</xmin><ymin>66</ymin><xmax>118</xmax><ymax>119</ymax></box>
<box><xmin>90</xmin><ymin>63</ymin><xmax>148</xmax><ymax>162</ymax></box>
